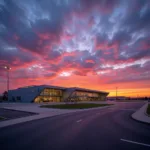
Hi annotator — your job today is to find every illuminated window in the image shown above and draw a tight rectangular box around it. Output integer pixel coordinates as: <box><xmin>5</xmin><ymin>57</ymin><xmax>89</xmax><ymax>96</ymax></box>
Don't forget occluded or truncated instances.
<box><xmin>35</xmin><ymin>88</ymin><xmax>63</xmax><ymax>102</ymax></box>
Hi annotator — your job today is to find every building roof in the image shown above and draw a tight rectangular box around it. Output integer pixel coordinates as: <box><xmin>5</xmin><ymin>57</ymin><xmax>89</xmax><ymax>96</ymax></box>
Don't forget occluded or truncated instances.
<box><xmin>16</xmin><ymin>85</ymin><xmax>109</xmax><ymax>94</ymax></box>
<box><xmin>108</xmin><ymin>96</ymin><xmax>127</xmax><ymax>98</ymax></box>
<box><xmin>17</xmin><ymin>85</ymin><xmax>66</xmax><ymax>90</ymax></box>
<box><xmin>70</xmin><ymin>87</ymin><xmax>109</xmax><ymax>94</ymax></box>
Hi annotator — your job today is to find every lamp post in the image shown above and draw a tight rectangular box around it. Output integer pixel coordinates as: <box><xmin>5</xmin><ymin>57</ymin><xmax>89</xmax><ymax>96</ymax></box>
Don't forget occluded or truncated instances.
<box><xmin>4</xmin><ymin>66</ymin><xmax>11</xmax><ymax>92</ymax></box>
<box><xmin>116</xmin><ymin>87</ymin><xmax>118</xmax><ymax>101</ymax></box>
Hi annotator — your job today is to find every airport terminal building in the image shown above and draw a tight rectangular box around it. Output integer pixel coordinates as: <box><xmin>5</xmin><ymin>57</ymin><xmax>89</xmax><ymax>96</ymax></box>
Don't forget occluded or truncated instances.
<box><xmin>8</xmin><ymin>85</ymin><xmax>109</xmax><ymax>103</ymax></box>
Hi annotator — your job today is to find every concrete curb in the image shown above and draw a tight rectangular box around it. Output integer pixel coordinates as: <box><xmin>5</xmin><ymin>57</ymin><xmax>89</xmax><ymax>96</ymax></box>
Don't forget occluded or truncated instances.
<box><xmin>0</xmin><ymin>105</ymin><xmax>113</xmax><ymax>129</ymax></box>
<box><xmin>130</xmin><ymin>115</ymin><xmax>150</xmax><ymax>125</ymax></box>
<box><xmin>131</xmin><ymin>103</ymin><xmax>150</xmax><ymax>124</ymax></box>
<box><xmin>144</xmin><ymin>103</ymin><xmax>150</xmax><ymax>117</ymax></box>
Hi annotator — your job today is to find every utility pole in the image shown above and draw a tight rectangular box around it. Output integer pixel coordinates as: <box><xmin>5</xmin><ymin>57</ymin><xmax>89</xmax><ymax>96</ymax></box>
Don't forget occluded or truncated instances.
<box><xmin>116</xmin><ymin>87</ymin><xmax>118</xmax><ymax>101</ymax></box>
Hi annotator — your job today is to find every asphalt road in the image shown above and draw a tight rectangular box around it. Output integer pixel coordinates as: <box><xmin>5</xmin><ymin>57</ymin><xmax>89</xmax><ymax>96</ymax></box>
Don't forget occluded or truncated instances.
<box><xmin>0</xmin><ymin>102</ymin><xmax>150</xmax><ymax>150</ymax></box>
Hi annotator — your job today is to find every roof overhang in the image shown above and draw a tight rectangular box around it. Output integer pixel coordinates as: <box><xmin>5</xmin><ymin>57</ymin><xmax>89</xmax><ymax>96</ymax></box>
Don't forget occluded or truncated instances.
<box><xmin>70</xmin><ymin>87</ymin><xmax>109</xmax><ymax>94</ymax></box>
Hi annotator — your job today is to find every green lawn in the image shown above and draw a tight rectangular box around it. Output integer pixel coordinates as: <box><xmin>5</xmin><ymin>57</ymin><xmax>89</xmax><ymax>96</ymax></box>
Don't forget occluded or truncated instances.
<box><xmin>146</xmin><ymin>104</ymin><xmax>150</xmax><ymax>115</ymax></box>
<box><xmin>40</xmin><ymin>103</ymin><xmax>112</xmax><ymax>109</ymax></box>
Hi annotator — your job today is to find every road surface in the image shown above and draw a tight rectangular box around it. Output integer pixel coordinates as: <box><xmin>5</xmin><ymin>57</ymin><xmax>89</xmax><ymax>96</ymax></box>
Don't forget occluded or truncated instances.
<box><xmin>0</xmin><ymin>102</ymin><xmax>150</xmax><ymax>150</ymax></box>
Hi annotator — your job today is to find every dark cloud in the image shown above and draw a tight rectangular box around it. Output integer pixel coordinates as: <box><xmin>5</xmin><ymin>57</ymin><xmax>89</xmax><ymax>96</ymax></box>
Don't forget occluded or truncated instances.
<box><xmin>122</xmin><ymin>1</ymin><xmax>150</xmax><ymax>33</ymax></box>
<box><xmin>96</xmin><ymin>33</ymin><xmax>108</xmax><ymax>45</ymax></box>
<box><xmin>107</xmin><ymin>67</ymin><xmax>150</xmax><ymax>84</ymax></box>
<box><xmin>111</xmin><ymin>31</ymin><xmax>131</xmax><ymax>45</ymax></box>
<box><xmin>47</xmin><ymin>50</ymin><xmax>62</xmax><ymax>60</ymax></box>
<box><xmin>73</xmin><ymin>70</ymin><xmax>87</xmax><ymax>76</ymax></box>
<box><xmin>0</xmin><ymin>46</ymin><xmax>36</xmax><ymax>66</ymax></box>
<box><xmin>17</xmin><ymin>29</ymin><xmax>42</xmax><ymax>53</ymax></box>
<box><xmin>0</xmin><ymin>0</ymin><xmax>26</xmax><ymax>31</ymax></box>
<box><xmin>43</xmin><ymin>72</ymin><xmax>57</xmax><ymax>78</ymax></box>
<box><xmin>81</xmin><ymin>61</ymin><xmax>96</xmax><ymax>68</ymax></box>
<box><xmin>128</xmin><ymin>49</ymin><xmax>150</xmax><ymax>60</ymax></box>
<box><xmin>32</xmin><ymin>19</ymin><xmax>61</xmax><ymax>37</ymax></box>
<box><xmin>80</xmin><ymin>0</ymin><xmax>120</xmax><ymax>13</ymax></box>
<box><xmin>47</xmin><ymin>64</ymin><xmax>62</xmax><ymax>73</ymax></box>
<box><xmin>0</xmin><ymin>0</ymin><xmax>77</xmax><ymax>54</ymax></box>
<box><xmin>108</xmin><ymin>74</ymin><xmax>150</xmax><ymax>84</ymax></box>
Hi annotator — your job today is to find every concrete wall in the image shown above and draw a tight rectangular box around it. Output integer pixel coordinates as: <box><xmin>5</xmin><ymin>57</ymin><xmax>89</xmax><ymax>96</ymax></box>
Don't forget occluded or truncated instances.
<box><xmin>8</xmin><ymin>87</ymin><xmax>43</xmax><ymax>103</ymax></box>
<box><xmin>99</xmin><ymin>93</ymin><xmax>109</xmax><ymax>100</ymax></box>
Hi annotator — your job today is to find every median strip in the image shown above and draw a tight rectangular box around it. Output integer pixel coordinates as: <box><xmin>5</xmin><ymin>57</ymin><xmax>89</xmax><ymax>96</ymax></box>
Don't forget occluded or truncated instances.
<box><xmin>40</xmin><ymin>103</ymin><xmax>113</xmax><ymax>109</ymax></box>
<box><xmin>120</xmin><ymin>139</ymin><xmax>150</xmax><ymax>147</ymax></box>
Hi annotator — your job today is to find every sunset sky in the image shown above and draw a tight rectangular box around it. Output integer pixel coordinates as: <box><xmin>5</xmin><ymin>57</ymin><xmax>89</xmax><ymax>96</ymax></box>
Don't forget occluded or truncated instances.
<box><xmin>0</xmin><ymin>0</ymin><xmax>150</xmax><ymax>97</ymax></box>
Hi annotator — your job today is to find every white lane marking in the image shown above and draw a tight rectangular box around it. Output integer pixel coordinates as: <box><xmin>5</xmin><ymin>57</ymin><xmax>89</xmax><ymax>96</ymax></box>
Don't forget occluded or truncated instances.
<box><xmin>122</xmin><ymin>109</ymin><xmax>136</xmax><ymax>111</ymax></box>
<box><xmin>76</xmin><ymin>119</ymin><xmax>82</xmax><ymax>123</ymax></box>
<box><xmin>109</xmin><ymin>108</ymin><xmax>136</xmax><ymax>111</ymax></box>
<box><xmin>120</xmin><ymin>139</ymin><xmax>150</xmax><ymax>147</ymax></box>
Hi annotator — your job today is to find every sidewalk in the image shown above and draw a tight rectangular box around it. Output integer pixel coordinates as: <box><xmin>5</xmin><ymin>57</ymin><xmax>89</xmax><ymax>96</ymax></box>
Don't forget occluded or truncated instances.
<box><xmin>0</xmin><ymin>102</ymin><xmax>114</xmax><ymax>128</ymax></box>
<box><xmin>132</xmin><ymin>102</ymin><xmax>150</xmax><ymax>124</ymax></box>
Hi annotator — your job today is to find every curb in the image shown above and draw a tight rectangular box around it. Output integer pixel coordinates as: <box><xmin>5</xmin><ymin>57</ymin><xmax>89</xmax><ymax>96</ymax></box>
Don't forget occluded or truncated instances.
<box><xmin>131</xmin><ymin>103</ymin><xmax>150</xmax><ymax>124</ymax></box>
<box><xmin>131</xmin><ymin>115</ymin><xmax>150</xmax><ymax>125</ymax></box>
<box><xmin>130</xmin><ymin>113</ymin><xmax>150</xmax><ymax>125</ymax></box>
<box><xmin>144</xmin><ymin>103</ymin><xmax>150</xmax><ymax>117</ymax></box>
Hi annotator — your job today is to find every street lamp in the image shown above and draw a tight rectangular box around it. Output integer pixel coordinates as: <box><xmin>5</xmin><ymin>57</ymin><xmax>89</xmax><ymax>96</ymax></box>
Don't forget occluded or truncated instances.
<box><xmin>4</xmin><ymin>66</ymin><xmax>11</xmax><ymax>92</ymax></box>
<box><xmin>116</xmin><ymin>87</ymin><xmax>118</xmax><ymax>101</ymax></box>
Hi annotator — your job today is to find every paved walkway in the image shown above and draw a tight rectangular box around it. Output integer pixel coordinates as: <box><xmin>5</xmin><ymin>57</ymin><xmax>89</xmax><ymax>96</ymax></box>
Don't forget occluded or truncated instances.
<box><xmin>132</xmin><ymin>102</ymin><xmax>150</xmax><ymax>124</ymax></box>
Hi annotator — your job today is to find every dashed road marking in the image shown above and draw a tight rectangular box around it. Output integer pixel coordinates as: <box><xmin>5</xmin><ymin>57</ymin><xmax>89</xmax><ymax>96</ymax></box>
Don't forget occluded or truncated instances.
<box><xmin>120</xmin><ymin>139</ymin><xmax>150</xmax><ymax>147</ymax></box>
<box><xmin>109</xmin><ymin>108</ymin><xmax>136</xmax><ymax>111</ymax></box>
<box><xmin>76</xmin><ymin>119</ymin><xmax>82</xmax><ymax>123</ymax></box>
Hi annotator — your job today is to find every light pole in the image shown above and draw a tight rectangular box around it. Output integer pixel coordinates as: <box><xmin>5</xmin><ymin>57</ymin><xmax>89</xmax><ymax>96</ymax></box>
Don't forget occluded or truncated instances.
<box><xmin>116</xmin><ymin>87</ymin><xmax>118</xmax><ymax>101</ymax></box>
<box><xmin>4</xmin><ymin>66</ymin><xmax>11</xmax><ymax>92</ymax></box>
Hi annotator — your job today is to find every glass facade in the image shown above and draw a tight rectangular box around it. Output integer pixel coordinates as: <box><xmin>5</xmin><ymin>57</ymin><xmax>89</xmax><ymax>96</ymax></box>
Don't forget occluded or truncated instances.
<box><xmin>40</xmin><ymin>88</ymin><xmax>62</xmax><ymax>96</ymax></box>
<box><xmin>34</xmin><ymin>88</ymin><xmax>63</xmax><ymax>102</ymax></box>
<box><xmin>72</xmin><ymin>91</ymin><xmax>99</xmax><ymax>97</ymax></box>
<box><xmin>34</xmin><ymin>88</ymin><xmax>107</xmax><ymax>103</ymax></box>
<box><xmin>68</xmin><ymin>91</ymin><xmax>104</xmax><ymax>102</ymax></box>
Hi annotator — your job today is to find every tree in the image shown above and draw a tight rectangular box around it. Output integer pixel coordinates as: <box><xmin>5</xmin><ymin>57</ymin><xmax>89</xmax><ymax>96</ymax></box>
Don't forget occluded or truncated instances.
<box><xmin>2</xmin><ymin>91</ymin><xmax>8</xmax><ymax>101</ymax></box>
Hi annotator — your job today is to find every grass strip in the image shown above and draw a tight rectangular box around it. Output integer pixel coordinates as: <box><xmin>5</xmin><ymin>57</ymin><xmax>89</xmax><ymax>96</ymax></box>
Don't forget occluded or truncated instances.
<box><xmin>40</xmin><ymin>103</ymin><xmax>113</xmax><ymax>109</ymax></box>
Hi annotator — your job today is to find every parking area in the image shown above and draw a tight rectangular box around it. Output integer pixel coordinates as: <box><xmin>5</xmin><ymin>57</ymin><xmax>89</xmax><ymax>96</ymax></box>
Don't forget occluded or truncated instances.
<box><xmin>0</xmin><ymin>108</ymin><xmax>37</xmax><ymax>121</ymax></box>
